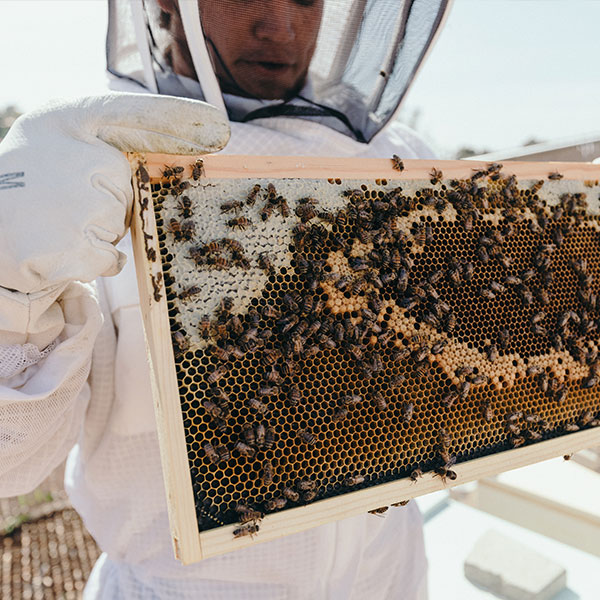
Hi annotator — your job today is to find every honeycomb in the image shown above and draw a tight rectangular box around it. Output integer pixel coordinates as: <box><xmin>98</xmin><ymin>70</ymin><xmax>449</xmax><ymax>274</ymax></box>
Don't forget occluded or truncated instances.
<box><xmin>144</xmin><ymin>161</ymin><xmax>600</xmax><ymax>535</ymax></box>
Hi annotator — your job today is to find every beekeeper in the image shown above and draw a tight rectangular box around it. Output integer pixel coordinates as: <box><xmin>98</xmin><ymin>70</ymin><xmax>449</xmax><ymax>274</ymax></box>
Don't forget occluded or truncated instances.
<box><xmin>0</xmin><ymin>1</ymin><xmax>451</xmax><ymax>598</ymax></box>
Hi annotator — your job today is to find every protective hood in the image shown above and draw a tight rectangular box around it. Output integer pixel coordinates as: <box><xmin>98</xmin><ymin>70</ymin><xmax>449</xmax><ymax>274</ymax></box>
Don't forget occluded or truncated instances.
<box><xmin>107</xmin><ymin>0</ymin><xmax>451</xmax><ymax>143</ymax></box>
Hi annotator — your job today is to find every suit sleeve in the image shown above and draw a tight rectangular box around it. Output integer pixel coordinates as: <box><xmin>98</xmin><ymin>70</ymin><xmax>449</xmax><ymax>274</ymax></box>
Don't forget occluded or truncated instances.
<box><xmin>0</xmin><ymin>281</ymin><xmax>103</xmax><ymax>496</ymax></box>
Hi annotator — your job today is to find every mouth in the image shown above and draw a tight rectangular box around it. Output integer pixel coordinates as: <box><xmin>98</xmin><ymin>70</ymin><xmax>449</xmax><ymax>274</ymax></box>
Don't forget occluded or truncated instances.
<box><xmin>242</xmin><ymin>60</ymin><xmax>294</xmax><ymax>74</ymax></box>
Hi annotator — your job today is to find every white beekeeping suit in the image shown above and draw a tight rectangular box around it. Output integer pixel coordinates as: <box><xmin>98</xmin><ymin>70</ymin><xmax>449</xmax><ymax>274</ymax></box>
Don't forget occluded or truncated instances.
<box><xmin>0</xmin><ymin>1</ymin><xmax>452</xmax><ymax>598</ymax></box>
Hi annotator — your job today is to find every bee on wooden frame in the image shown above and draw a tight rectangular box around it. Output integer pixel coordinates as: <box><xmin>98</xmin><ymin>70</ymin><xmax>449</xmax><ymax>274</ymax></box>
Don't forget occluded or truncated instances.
<box><xmin>430</xmin><ymin>167</ymin><xmax>443</xmax><ymax>185</ymax></box>
<box><xmin>233</xmin><ymin>523</ymin><xmax>259</xmax><ymax>539</ymax></box>
<box><xmin>191</xmin><ymin>159</ymin><xmax>205</xmax><ymax>180</ymax></box>
<box><xmin>391</xmin><ymin>154</ymin><xmax>405</xmax><ymax>172</ymax></box>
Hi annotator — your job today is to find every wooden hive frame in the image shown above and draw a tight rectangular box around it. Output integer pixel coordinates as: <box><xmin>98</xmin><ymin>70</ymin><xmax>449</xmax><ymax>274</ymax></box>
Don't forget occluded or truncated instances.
<box><xmin>129</xmin><ymin>154</ymin><xmax>600</xmax><ymax>564</ymax></box>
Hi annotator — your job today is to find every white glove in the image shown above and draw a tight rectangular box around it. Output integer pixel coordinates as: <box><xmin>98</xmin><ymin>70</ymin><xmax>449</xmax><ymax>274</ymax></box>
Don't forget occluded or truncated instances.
<box><xmin>0</xmin><ymin>93</ymin><xmax>230</xmax><ymax>294</ymax></box>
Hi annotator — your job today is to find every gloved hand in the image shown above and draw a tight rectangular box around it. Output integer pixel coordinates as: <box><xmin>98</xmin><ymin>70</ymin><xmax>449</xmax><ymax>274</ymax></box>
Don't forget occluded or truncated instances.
<box><xmin>0</xmin><ymin>93</ymin><xmax>230</xmax><ymax>294</ymax></box>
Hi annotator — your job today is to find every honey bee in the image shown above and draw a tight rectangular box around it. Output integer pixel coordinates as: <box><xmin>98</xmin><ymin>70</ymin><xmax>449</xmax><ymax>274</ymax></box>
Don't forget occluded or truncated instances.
<box><xmin>410</xmin><ymin>468</ymin><xmax>423</xmax><ymax>482</ymax></box>
<box><xmin>297</xmin><ymin>479</ymin><xmax>316</xmax><ymax>491</ymax></box>
<box><xmin>441</xmin><ymin>390</ymin><xmax>458</xmax><ymax>408</ymax></box>
<box><xmin>416</xmin><ymin>361</ymin><xmax>431</xmax><ymax>379</ymax></box>
<box><xmin>302</xmin><ymin>490</ymin><xmax>318</xmax><ymax>502</ymax></box>
<box><xmin>238</xmin><ymin>509</ymin><xmax>264</xmax><ymax>525</ymax></box>
<box><xmin>486</xmin><ymin>162</ymin><xmax>503</xmax><ymax>176</ymax></box>
<box><xmin>234</xmin><ymin>441</ymin><xmax>256</xmax><ymax>459</ymax></box>
<box><xmin>207</xmin><ymin>365</ymin><xmax>229</xmax><ymax>385</ymax></box>
<box><xmin>482</xmin><ymin>402</ymin><xmax>494</xmax><ymax>422</ymax></box>
<box><xmin>554</xmin><ymin>385</ymin><xmax>567</xmax><ymax>403</ymax></box>
<box><xmin>162</xmin><ymin>164</ymin><xmax>184</xmax><ymax>178</ymax></box>
<box><xmin>228</xmin><ymin>315</ymin><xmax>245</xmax><ymax>336</ymax></box>
<box><xmin>283</xmin><ymin>487</ymin><xmax>300</xmax><ymax>502</ymax></box>
<box><xmin>369</xmin><ymin>506</ymin><xmax>389</xmax><ymax>515</ymax></box>
<box><xmin>578</xmin><ymin>410</ymin><xmax>594</xmax><ymax>427</ymax></box>
<box><xmin>518</xmin><ymin>285</ymin><xmax>534</xmax><ymax>307</ymax></box>
<box><xmin>484</xmin><ymin>344</ymin><xmax>498</xmax><ymax>362</ymax></box>
<box><xmin>262</xmin><ymin>348</ymin><xmax>282</xmax><ymax>367</ymax></box>
<box><xmin>438</xmin><ymin>428</ymin><xmax>451</xmax><ymax>450</ymax></box>
<box><xmin>471</xmin><ymin>168</ymin><xmax>487</xmax><ymax>181</ymax></box>
<box><xmin>211</xmin><ymin>344</ymin><xmax>232</xmax><ymax>363</ymax></box>
<box><xmin>530</xmin><ymin>179</ymin><xmax>544</xmax><ymax>194</ymax></box>
<box><xmin>402</xmin><ymin>402</ymin><xmax>414</xmax><ymax>423</ymax></box>
<box><xmin>430</xmin><ymin>167</ymin><xmax>443</xmax><ymax>185</ymax></box>
<box><xmin>548</xmin><ymin>171</ymin><xmax>563</xmax><ymax>181</ymax></box>
<box><xmin>246</xmin><ymin>183</ymin><xmax>261</xmax><ymax>206</ymax></box>
<box><xmin>534</xmin><ymin>287</ymin><xmax>550</xmax><ymax>305</ymax></box>
<box><xmin>208</xmin><ymin>255</ymin><xmax>232</xmax><ymax>270</ymax></box>
<box><xmin>333</xmin><ymin>407</ymin><xmax>349</xmax><ymax>422</ymax></box>
<box><xmin>233</xmin><ymin>523</ymin><xmax>259</xmax><ymax>538</ymax></box>
<box><xmin>177</xmin><ymin>196</ymin><xmax>193</xmax><ymax>218</ymax></box>
<box><xmin>262</xmin><ymin>461</ymin><xmax>274</xmax><ymax>485</ymax></box>
<box><xmin>372</xmin><ymin>391</ymin><xmax>387</xmax><ymax>411</ymax></box>
<box><xmin>413</xmin><ymin>223</ymin><xmax>426</xmax><ymax>245</ymax></box>
<box><xmin>476</xmin><ymin>245</ymin><xmax>489</xmax><ymax>265</ymax></box>
<box><xmin>177</xmin><ymin>285</ymin><xmax>203</xmax><ymax>303</ymax></box>
<box><xmin>273</xmin><ymin>197</ymin><xmax>289</xmax><ymax>218</ymax></box>
<box><xmin>265</xmin><ymin>497</ymin><xmax>287</xmax><ymax>511</ymax></box>
<box><xmin>458</xmin><ymin>380</ymin><xmax>471</xmax><ymax>400</ymax></box>
<box><xmin>564</xmin><ymin>422</ymin><xmax>579</xmax><ymax>433</ymax></box>
<box><xmin>203</xmin><ymin>442</ymin><xmax>220</xmax><ymax>464</ymax></box>
<box><xmin>538</xmin><ymin>372</ymin><xmax>549</xmax><ymax>394</ymax></box>
<box><xmin>506</xmin><ymin>421</ymin><xmax>521</xmax><ymax>435</ymax></box>
<box><xmin>251</xmin><ymin>423</ymin><xmax>265</xmax><ymax>448</ymax></box>
<box><xmin>444</xmin><ymin>314</ymin><xmax>457</xmax><ymax>333</ymax></box>
<box><xmin>189</xmin><ymin>159</ymin><xmax>204</xmax><ymax>180</ymax></box>
<box><xmin>171</xmin><ymin>331</ymin><xmax>190</xmax><ymax>358</ymax></box>
<box><xmin>242</xmin><ymin>423</ymin><xmax>255</xmax><ymax>447</ymax></box>
<box><xmin>258</xmin><ymin>384</ymin><xmax>279</xmax><ymax>398</ymax></box>
<box><xmin>227</xmin><ymin>217</ymin><xmax>252</xmax><ymax>230</ymax></box>
<box><xmin>412</xmin><ymin>343</ymin><xmax>429</xmax><ymax>363</ymax></box>
<box><xmin>247</xmin><ymin>397</ymin><xmax>268</xmax><ymax>414</ymax></box>
<box><xmin>167</xmin><ymin>218</ymin><xmax>191</xmax><ymax>241</ymax></box>
<box><xmin>295</xmin><ymin>204</ymin><xmax>317</xmax><ymax>223</ymax></box>
<box><xmin>496</xmin><ymin>328</ymin><xmax>510</xmax><ymax>350</ymax></box>
<box><xmin>344</xmin><ymin>475</ymin><xmax>365</xmax><ymax>486</ymax></box>
<box><xmin>434</xmin><ymin>457</ymin><xmax>457</xmax><ymax>483</ymax></box>
<box><xmin>531</xmin><ymin>312</ymin><xmax>546</xmax><ymax>325</ymax></box>
<box><xmin>298</xmin><ymin>429</ymin><xmax>317</xmax><ymax>446</ymax></box>
<box><xmin>195</xmin><ymin>316</ymin><xmax>211</xmax><ymax>341</ymax></box>
<box><xmin>264</xmin><ymin>427</ymin><xmax>275</xmax><ymax>450</ymax></box>
<box><xmin>203</xmin><ymin>399</ymin><xmax>225</xmax><ymax>420</ymax></box>
<box><xmin>461</xmin><ymin>211</ymin><xmax>474</xmax><ymax>231</ymax></box>
<box><xmin>216</xmin><ymin>445</ymin><xmax>230</xmax><ymax>462</ymax></box>
<box><xmin>510</xmin><ymin>436</ymin><xmax>526</xmax><ymax>448</ymax></box>
<box><xmin>391</xmin><ymin>154</ymin><xmax>405</xmax><ymax>171</ymax></box>
<box><xmin>341</xmin><ymin>394</ymin><xmax>363</xmax><ymax>406</ymax></box>
<box><xmin>470</xmin><ymin>374</ymin><xmax>488</xmax><ymax>386</ymax></box>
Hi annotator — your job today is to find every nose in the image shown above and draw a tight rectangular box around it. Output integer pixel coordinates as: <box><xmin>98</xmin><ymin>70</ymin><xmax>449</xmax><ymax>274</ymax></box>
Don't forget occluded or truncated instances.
<box><xmin>253</xmin><ymin>1</ymin><xmax>296</xmax><ymax>43</ymax></box>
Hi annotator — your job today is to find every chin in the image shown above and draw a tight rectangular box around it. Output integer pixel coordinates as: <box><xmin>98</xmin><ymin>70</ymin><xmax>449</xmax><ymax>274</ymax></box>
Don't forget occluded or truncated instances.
<box><xmin>232</xmin><ymin>67</ymin><xmax>304</xmax><ymax>100</ymax></box>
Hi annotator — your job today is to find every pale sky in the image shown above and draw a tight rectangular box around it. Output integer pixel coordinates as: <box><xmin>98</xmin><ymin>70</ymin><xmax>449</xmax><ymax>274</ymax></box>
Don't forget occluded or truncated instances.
<box><xmin>1</xmin><ymin>0</ymin><xmax>599</xmax><ymax>158</ymax></box>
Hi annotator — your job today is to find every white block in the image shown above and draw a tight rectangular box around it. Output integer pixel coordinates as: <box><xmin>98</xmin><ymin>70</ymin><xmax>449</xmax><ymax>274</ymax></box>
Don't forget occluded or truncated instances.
<box><xmin>464</xmin><ymin>529</ymin><xmax>566</xmax><ymax>600</ymax></box>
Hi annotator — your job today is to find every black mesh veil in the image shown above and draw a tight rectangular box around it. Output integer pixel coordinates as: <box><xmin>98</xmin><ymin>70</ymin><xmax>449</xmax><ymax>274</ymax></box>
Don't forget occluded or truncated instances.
<box><xmin>107</xmin><ymin>0</ymin><xmax>451</xmax><ymax>143</ymax></box>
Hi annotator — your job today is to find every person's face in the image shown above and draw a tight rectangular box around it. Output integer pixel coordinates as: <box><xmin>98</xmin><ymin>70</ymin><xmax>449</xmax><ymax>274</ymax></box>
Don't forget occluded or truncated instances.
<box><xmin>198</xmin><ymin>0</ymin><xmax>324</xmax><ymax>100</ymax></box>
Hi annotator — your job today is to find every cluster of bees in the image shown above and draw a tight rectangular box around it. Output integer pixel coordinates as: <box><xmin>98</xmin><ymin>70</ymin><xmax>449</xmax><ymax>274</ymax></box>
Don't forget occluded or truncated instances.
<box><xmin>155</xmin><ymin>157</ymin><xmax>600</xmax><ymax>538</ymax></box>
<box><xmin>231</xmin><ymin>477</ymin><xmax>319</xmax><ymax>538</ymax></box>
<box><xmin>165</xmin><ymin>181</ymin><xmax>296</xmax><ymax>279</ymax></box>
